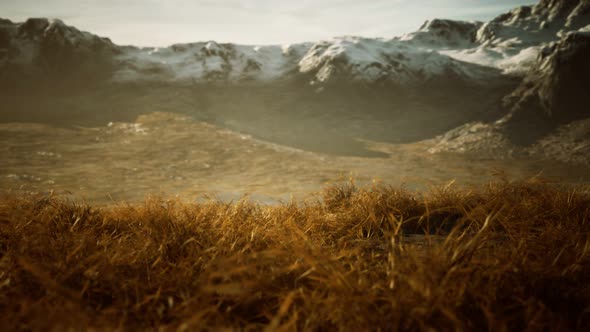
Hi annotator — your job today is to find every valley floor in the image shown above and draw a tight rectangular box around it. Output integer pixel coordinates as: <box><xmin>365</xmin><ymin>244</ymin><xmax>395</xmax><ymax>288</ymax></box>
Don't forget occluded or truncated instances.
<box><xmin>1</xmin><ymin>112</ymin><xmax>589</xmax><ymax>204</ymax></box>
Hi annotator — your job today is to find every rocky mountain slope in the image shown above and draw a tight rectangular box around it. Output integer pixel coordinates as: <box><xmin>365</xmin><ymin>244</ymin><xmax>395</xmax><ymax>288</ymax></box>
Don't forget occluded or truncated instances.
<box><xmin>0</xmin><ymin>18</ymin><xmax>116</xmax><ymax>83</ymax></box>
<box><xmin>504</xmin><ymin>25</ymin><xmax>590</xmax><ymax>141</ymax></box>
<box><xmin>432</xmin><ymin>0</ymin><xmax>590</xmax><ymax>73</ymax></box>
<box><xmin>430</xmin><ymin>22</ymin><xmax>590</xmax><ymax>164</ymax></box>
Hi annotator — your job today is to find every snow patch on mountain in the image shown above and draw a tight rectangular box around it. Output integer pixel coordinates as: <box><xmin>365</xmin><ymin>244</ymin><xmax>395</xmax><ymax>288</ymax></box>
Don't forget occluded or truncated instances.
<box><xmin>298</xmin><ymin>36</ymin><xmax>496</xmax><ymax>84</ymax></box>
<box><xmin>112</xmin><ymin>35</ymin><xmax>497</xmax><ymax>85</ymax></box>
<box><xmin>113</xmin><ymin>41</ymin><xmax>311</xmax><ymax>82</ymax></box>
<box><xmin>396</xmin><ymin>11</ymin><xmax>548</xmax><ymax>75</ymax></box>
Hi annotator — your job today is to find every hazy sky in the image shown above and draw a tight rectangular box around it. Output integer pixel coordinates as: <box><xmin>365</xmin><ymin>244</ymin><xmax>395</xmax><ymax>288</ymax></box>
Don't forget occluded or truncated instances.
<box><xmin>2</xmin><ymin>0</ymin><xmax>533</xmax><ymax>46</ymax></box>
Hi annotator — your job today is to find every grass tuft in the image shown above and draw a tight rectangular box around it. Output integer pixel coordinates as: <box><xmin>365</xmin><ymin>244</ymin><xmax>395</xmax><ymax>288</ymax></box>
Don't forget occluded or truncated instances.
<box><xmin>1</xmin><ymin>180</ymin><xmax>589</xmax><ymax>330</ymax></box>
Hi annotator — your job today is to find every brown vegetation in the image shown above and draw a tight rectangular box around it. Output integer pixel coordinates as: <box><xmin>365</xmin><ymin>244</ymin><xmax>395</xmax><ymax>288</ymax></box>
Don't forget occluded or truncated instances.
<box><xmin>1</xmin><ymin>180</ymin><xmax>589</xmax><ymax>331</ymax></box>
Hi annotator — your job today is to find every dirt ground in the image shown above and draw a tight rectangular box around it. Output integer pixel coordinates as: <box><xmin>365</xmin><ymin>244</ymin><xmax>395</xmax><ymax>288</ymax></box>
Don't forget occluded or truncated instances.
<box><xmin>2</xmin><ymin>111</ymin><xmax>588</xmax><ymax>204</ymax></box>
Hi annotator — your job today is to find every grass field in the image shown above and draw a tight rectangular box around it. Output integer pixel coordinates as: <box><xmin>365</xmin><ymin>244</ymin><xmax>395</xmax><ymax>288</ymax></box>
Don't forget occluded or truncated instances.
<box><xmin>1</xmin><ymin>179</ymin><xmax>589</xmax><ymax>331</ymax></box>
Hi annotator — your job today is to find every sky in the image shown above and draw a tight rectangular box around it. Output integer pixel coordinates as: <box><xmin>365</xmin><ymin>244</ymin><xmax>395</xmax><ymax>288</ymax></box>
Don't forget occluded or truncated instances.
<box><xmin>1</xmin><ymin>0</ymin><xmax>534</xmax><ymax>46</ymax></box>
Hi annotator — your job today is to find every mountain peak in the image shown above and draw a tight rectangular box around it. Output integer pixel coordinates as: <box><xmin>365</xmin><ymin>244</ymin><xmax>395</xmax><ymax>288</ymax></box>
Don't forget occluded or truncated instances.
<box><xmin>401</xmin><ymin>19</ymin><xmax>482</xmax><ymax>48</ymax></box>
<box><xmin>0</xmin><ymin>17</ymin><xmax>116</xmax><ymax>81</ymax></box>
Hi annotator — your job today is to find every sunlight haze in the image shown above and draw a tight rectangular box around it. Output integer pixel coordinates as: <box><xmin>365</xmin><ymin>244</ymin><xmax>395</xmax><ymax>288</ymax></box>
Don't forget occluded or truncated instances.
<box><xmin>2</xmin><ymin>0</ymin><xmax>533</xmax><ymax>46</ymax></box>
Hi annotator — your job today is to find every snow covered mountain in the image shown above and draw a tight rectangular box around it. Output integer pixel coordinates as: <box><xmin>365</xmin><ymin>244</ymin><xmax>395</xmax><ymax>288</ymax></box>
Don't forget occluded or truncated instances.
<box><xmin>113</xmin><ymin>35</ymin><xmax>502</xmax><ymax>85</ymax></box>
<box><xmin>408</xmin><ymin>0</ymin><xmax>590</xmax><ymax>74</ymax></box>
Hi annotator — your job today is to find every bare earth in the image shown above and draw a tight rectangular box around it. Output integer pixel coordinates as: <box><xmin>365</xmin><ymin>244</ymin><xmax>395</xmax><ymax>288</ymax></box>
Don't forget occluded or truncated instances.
<box><xmin>2</xmin><ymin>112</ymin><xmax>588</xmax><ymax>204</ymax></box>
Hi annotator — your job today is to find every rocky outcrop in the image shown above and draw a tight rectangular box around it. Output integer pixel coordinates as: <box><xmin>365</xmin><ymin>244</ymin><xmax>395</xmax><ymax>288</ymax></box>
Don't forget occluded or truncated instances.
<box><xmin>430</xmin><ymin>26</ymin><xmax>590</xmax><ymax>157</ymax></box>
<box><xmin>536</xmin><ymin>0</ymin><xmax>590</xmax><ymax>30</ymax></box>
<box><xmin>429</xmin><ymin>2</ymin><xmax>590</xmax><ymax>164</ymax></box>
<box><xmin>476</xmin><ymin>0</ymin><xmax>590</xmax><ymax>46</ymax></box>
<box><xmin>501</xmin><ymin>27</ymin><xmax>590</xmax><ymax>144</ymax></box>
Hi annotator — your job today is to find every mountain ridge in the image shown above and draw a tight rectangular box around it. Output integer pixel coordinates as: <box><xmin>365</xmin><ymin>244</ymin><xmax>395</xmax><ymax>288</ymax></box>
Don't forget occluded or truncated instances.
<box><xmin>0</xmin><ymin>16</ymin><xmax>518</xmax><ymax>86</ymax></box>
<box><xmin>2</xmin><ymin>1</ymin><xmax>587</xmax><ymax>85</ymax></box>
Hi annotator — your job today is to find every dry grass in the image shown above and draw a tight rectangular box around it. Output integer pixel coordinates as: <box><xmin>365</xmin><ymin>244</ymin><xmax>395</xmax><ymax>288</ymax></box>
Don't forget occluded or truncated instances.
<box><xmin>1</xmin><ymin>179</ymin><xmax>590</xmax><ymax>331</ymax></box>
